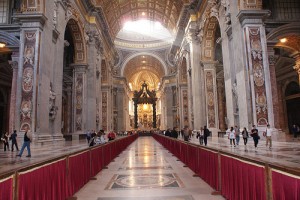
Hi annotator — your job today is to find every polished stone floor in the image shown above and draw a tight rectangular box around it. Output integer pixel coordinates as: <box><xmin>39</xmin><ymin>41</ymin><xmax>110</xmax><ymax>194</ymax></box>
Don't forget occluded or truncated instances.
<box><xmin>0</xmin><ymin>135</ymin><xmax>299</xmax><ymax>199</ymax></box>
<box><xmin>75</xmin><ymin>137</ymin><xmax>224</xmax><ymax>200</ymax></box>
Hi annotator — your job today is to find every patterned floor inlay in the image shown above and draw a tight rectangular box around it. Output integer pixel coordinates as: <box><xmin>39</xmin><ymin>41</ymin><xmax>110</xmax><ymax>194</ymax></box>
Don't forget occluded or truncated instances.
<box><xmin>118</xmin><ymin>166</ymin><xmax>173</xmax><ymax>171</ymax></box>
<box><xmin>123</xmin><ymin>157</ymin><xmax>168</xmax><ymax>165</ymax></box>
<box><xmin>97</xmin><ymin>195</ymin><xmax>195</xmax><ymax>200</ymax></box>
<box><xmin>105</xmin><ymin>173</ymin><xmax>184</xmax><ymax>190</ymax></box>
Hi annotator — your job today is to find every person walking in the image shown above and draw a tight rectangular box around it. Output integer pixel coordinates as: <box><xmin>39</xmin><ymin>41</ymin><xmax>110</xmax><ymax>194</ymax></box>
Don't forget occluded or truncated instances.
<box><xmin>251</xmin><ymin>125</ymin><xmax>260</xmax><ymax>149</ymax></box>
<box><xmin>203</xmin><ymin>126</ymin><xmax>210</xmax><ymax>146</ymax></box>
<box><xmin>16</xmin><ymin>127</ymin><xmax>32</xmax><ymax>157</ymax></box>
<box><xmin>228</xmin><ymin>127</ymin><xmax>236</xmax><ymax>147</ymax></box>
<box><xmin>196</xmin><ymin>127</ymin><xmax>204</xmax><ymax>145</ymax></box>
<box><xmin>265</xmin><ymin>124</ymin><xmax>272</xmax><ymax>149</ymax></box>
<box><xmin>234</xmin><ymin>126</ymin><xmax>240</xmax><ymax>145</ymax></box>
<box><xmin>11</xmin><ymin>130</ymin><xmax>19</xmax><ymax>151</ymax></box>
<box><xmin>242</xmin><ymin>127</ymin><xmax>248</xmax><ymax>145</ymax></box>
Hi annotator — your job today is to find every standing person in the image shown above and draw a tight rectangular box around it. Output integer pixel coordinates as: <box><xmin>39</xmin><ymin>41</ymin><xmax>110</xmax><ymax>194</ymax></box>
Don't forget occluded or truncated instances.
<box><xmin>196</xmin><ymin>127</ymin><xmax>204</xmax><ymax>145</ymax></box>
<box><xmin>242</xmin><ymin>127</ymin><xmax>249</xmax><ymax>145</ymax></box>
<box><xmin>234</xmin><ymin>126</ymin><xmax>240</xmax><ymax>146</ymax></box>
<box><xmin>228</xmin><ymin>127</ymin><xmax>236</xmax><ymax>147</ymax></box>
<box><xmin>183</xmin><ymin>126</ymin><xmax>189</xmax><ymax>142</ymax></box>
<box><xmin>251</xmin><ymin>125</ymin><xmax>259</xmax><ymax>149</ymax></box>
<box><xmin>291</xmin><ymin>124</ymin><xmax>299</xmax><ymax>139</ymax></box>
<box><xmin>86</xmin><ymin>130</ymin><xmax>91</xmax><ymax>144</ymax></box>
<box><xmin>16</xmin><ymin>127</ymin><xmax>32</xmax><ymax>157</ymax></box>
<box><xmin>171</xmin><ymin>127</ymin><xmax>178</xmax><ymax>139</ymax></box>
<box><xmin>108</xmin><ymin>130</ymin><xmax>116</xmax><ymax>141</ymax></box>
<box><xmin>1</xmin><ymin>132</ymin><xmax>10</xmax><ymax>151</ymax></box>
<box><xmin>203</xmin><ymin>126</ymin><xmax>210</xmax><ymax>146</ymax></box>
<box><xmin>11</xmin><ymin>130</ymin><xmax>19</xmax><ymax>151</ymax></box>
<box><xmin>265</xmin><ymin>124</ymin><xmax>272</xmax><ymax>149</ymax></box>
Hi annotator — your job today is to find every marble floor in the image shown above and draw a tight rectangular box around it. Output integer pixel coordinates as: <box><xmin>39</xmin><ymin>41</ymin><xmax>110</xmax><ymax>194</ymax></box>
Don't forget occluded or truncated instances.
<box><xmin>0</xmin><ymin>135</ymin><xmax>299</xmax><ymax>199</ymax></box>
<box><xmin>74</xmin><ymin>137</ymin><xmax>224</xmax><ymax>200</ymax></box>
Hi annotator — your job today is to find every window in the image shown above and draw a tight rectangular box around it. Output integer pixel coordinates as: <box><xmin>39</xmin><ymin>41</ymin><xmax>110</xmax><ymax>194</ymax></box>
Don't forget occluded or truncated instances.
<box><xmin>0</xmin><ymin>0</ymin><xmax>8</xmax><ymax>24</ymax></box>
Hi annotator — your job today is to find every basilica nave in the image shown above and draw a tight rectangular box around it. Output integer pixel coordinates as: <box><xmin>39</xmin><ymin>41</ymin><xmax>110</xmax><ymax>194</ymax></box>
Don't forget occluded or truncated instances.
<box><xmin>0</xmin><ymin>0</ymin><xmax>300</xmax><ymax>200</ymax></box>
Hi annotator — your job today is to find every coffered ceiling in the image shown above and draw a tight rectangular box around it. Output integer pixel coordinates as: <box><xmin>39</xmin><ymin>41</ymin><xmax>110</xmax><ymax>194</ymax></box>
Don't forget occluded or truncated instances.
<box><xmin>92</xmin><ymin>0</ymin><xmax>190</xmax><ymax>38</ymax></box>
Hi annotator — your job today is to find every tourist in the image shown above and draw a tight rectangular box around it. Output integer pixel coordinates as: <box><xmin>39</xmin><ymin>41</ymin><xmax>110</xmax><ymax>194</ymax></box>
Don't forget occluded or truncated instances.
<box><xmin>11</xmin><ymin>130</ymin><xmax>19</xmax><ymax>151</ymax></box>
<box><xmin>234</xmin><ymin>126</ymin><xmax>240</xmax><ymax>145</ymax></box>
<box><xmin>242</xmin><ymin>127</ymin><xmax>248</xmax><ymax>145</ymax></box>
<box><xmin>86</xmin><ymin>130</ymin><xmax>91</xmax><ymax>144</ymax></box>
<box><xmin>183</xmin><ymin>126</ymin><xmax>189</xmax><ymax>142</ymax></box>
<box><xmin>196</xmin><ymin>127</ymin><xmax>204</xmax><ymax>145</ymax></box>
<box><xmin>171</xmin><ymin>127</ymin><xmax>178</xmax><ymax>139</ymax></box>
<box><xmin>1</xmin><ymin>132</ymin><xmax>10</xmax><ymax>151</ymax></box>
<box><xmin>228</xmin><ymin>127</ymin><xmax>236</xmax><ymax>147</ymax></box>
<box><xmin>203</xmin><ymin>126</ymin><xmax>210</xmax><ymax>146</ymax></box>
<box><xmin>291</xmin><ymin>124</ymin><xmax>299</xmax><ymax>138</ymax></box>
<box><xmin>251</xmin><ymin>125</ymin><xmax>260</xmax><ymax>149</ymax></box>
<box><xmin>265</xmin><ymin>124</ymin><xmax>272</xmax><ymax>149</ymax></box>
<box><xmin>108</xmin><ymin>131</ymin><xmax>116</xmax><ymax>141</ymax></box>
<box><xmin>16</xmin><ymin>127</ymin><xmax>32</xmax><ymax>157</ymax></box>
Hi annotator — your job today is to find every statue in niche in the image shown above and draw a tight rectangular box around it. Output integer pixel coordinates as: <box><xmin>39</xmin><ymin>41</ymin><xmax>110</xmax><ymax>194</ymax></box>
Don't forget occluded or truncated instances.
<box><xmin>49</xmin><ymin>83</ymin><xmax>58</xmax><ymax>120</ymax></box>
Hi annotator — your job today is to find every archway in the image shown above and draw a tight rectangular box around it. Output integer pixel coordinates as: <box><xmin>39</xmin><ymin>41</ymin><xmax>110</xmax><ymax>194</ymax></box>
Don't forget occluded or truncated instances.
<box><xmin>0</xmin><ymin>50</ymin><xmax>13</xmax><ymax>136</ymax></box>
<box><xmin>202</xmin><ymin>16</ymin><xmax>227</xmax><ymax>130</ymax></box>
<box><xmin>285</xmin><ymin>81</ymin><xmax>300</xmax><ymax>134</ymax></box>
<box><xmin>61</xmin><ymin>19</ymin><xmax>86</xmax><ymax>134</ymax></box>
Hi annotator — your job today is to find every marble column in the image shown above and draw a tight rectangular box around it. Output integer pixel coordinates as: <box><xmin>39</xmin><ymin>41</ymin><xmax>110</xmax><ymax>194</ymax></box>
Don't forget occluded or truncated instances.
<box><xmin>66</xmin><ymin>83</ymin><xmax>73</xmax><ymax>133</ymax></box>
<box><xmin>267</xmin><ymin>46</ymin><xmax>280</xmax><ymax>129</ymax></box>
<box><xmin>237</xmin><ymin>10</ymin><xmax>273</xmax><ymax>129</ymax></box>
<box><xmin>187</xmin><ymin>22</ymin><xmax>206</xmax><ymax>130</ymax></box>
<box><xmin>71</xmin><ymin>63</ymin><xmax>88</xmax><ymax>134</ymax></box>
<box><xmin>203</xmin><ymin>61</ymin><xmax>219</xmax><ymax>130</ymax></box>
<box><xmin>217</xmin><ymin>78</ymin><xmax>226</xmax><ymax>130</ymax></box>
<box><xmin>8</xmin><ymin>55</ymin><xmax>19</xmax><ymax>133</ymax></box>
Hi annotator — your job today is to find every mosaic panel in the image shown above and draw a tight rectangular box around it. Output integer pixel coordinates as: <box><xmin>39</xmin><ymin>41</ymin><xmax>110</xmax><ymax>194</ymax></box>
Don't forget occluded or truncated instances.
<box><xmin>247</xmin><ymin>27</ymin><xmax>268</xmax><ymax>126</ymax></box>
<box><xmin>102</xmin><ymin>92</ymin><xmax>108</xmax><ymax>131</ymax></box>
<box><xmin>205</xmin><ymin>71</ymin><xmax>216</xmax><ymax>128</ymax></box>
<box><xmin>20</xmin><ymin>31</ymin><xmax>37</xmax><ymax>131</ymax></box>
<box><xmin>75</xmin><ymin>73</ymin><xmax>83</xmax><ymax>131</ymax></box>
<box><xmin>105</xmin><ymin>173</ymin><xmax>184</xmax><ymax>190</ymax></box>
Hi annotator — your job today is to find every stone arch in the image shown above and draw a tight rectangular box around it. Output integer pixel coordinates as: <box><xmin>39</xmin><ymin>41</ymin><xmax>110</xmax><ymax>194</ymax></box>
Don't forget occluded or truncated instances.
<box><xmin>65</xmin><ymin>19</ymin><xmax>87</xmax><ymax>64</ymax></box>
<box><xmin>121</xmin><ymin>52</ymin><xmax>168</xmax><ymax>76</ymax></box>
<box><xmin>201</xmin><ymin>16</ymin><xmax>220</xmax><ymax>61</ymax></box>
<box><xmin>0</xmin><ymin>31</ymin><xmax>20</xmax><ymax>48</ymax></box>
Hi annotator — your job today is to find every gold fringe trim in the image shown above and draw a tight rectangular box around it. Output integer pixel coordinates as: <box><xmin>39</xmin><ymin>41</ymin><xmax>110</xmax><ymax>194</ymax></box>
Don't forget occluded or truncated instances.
<box><xmin>0</xmin><ymin>175</ymin><xmax>13</xmax><ymax>183</ymax></box>
<box><xmin>221</xmin><ymin>154</ymin><xmax>265</xmax><ymax>168</ymax></box>
<box><xmin>271</xmin><ymin>168</ymin><xmax>300</xmax><ymax>179</ymax></box>
<box><xmin>18</xmin><ymin>158</ymin><xmax>66</xmax><ymax>175</ymax></box>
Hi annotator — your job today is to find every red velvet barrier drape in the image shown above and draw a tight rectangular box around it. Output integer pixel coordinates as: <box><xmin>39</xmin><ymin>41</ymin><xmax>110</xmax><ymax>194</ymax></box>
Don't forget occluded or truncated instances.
<box><xmin>179</xmin><ymin>142</ymin><xmax>188</xmax><ymax>165</ymax></box>
<box><xmin>220</xmin><ymin>155</ymin><xmax>266</xmax><ymax>200</ymax></box>
<box><xmin>196</xmin><ymin>148</ymin><xmax>219</xmax><ymax>190</ymax></box>
<box><xmin>90</xmin><ymin>146</ymin><xmax>103</xmax><ymax>177</ymax></box>
<box><xmin>272</xmin><ymin>170</ymin><xmax>300</xmax><ymax>200</ymax></box>
<box><xmin>18</xmin><ymin>159</ymin><xmax>67</xmax><ymax>200</ymax></box>
<box><xmin>67</xmin><ymin>151</ymin><xmax>90</xmax><ymax>197</ymax></box>
<box><xmin>187</xmin><ymin>145</ymin><xmax>198</xmax><ymax>173</ymax></box>
<box><xmin>102</xmin><ymin>144</ymin><xmax>111</xmax><ymax>167</ymax></box>
<box><xmin>0</xmin><ymin>177</ymin><xmax>13</xmax><ymax>200</ymax></box>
